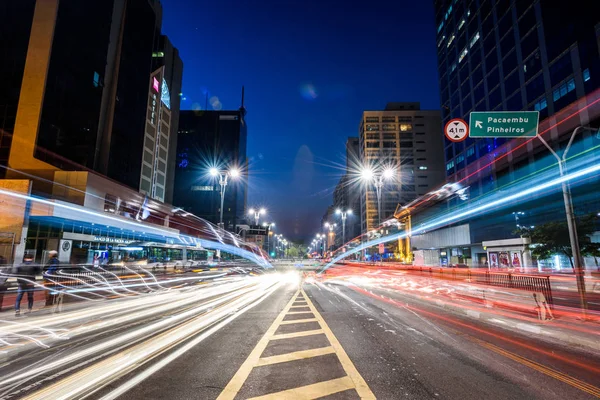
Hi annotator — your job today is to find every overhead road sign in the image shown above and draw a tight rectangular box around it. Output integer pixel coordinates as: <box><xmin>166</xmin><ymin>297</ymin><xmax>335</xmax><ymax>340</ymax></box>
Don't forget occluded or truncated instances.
<box><xmin>469</xmin><ymin>111</ymin><xmax>539</xmax><ymax>138</ymax></box>
<box><xmin>444</xmin><ymin>118</ymin><xmax>468</xmax><ymax>142</ymax></box>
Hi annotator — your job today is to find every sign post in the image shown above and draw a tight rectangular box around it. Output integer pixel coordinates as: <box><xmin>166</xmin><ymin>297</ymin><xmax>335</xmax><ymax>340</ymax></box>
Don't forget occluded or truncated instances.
<box><xmin>469</xmin><ymin>111</ymin><xmax>539</xmax><ymax>138</ymax></box>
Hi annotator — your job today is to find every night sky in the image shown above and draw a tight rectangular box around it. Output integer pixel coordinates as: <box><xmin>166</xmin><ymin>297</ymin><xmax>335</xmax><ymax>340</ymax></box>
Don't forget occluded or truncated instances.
<box><xmin>161</xmin><ymin>0</ymin><xmax>441</xmax><ymax>241</ymax></box>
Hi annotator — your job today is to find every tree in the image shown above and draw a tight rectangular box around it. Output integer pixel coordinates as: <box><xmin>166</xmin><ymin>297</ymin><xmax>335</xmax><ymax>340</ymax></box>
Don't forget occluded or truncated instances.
<box><xmin>287</xmin><ymin>246</ymin><xmax>299</xmax><ymax>259</ymax></box>
<box><xmin>515</xmin><ymin>213</ymin><xmax>600</xmax><ymax>269</ymax></box>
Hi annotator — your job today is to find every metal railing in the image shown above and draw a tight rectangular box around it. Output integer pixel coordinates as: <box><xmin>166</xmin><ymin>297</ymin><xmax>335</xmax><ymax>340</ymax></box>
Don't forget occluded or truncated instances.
<box><xmin>406</xmin><ymin>266</ymin><xmax>553</xmax><ymax>308</ymax></box>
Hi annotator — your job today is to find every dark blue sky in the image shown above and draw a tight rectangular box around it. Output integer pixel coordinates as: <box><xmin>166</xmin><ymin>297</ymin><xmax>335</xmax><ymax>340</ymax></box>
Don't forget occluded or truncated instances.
<box><xmin>161</xmin><ymin>0</ymin><xmax>440</xmax><ymax>241</ymax></box>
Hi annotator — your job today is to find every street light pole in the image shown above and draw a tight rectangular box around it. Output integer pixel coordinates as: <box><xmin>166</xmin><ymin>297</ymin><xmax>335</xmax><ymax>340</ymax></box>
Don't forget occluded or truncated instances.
<box><xmin>336</xmin><ymin>208</ymin><xmax>352</xmax><ymax>247</ymax></box>
<box><xmin>248</xmin><ymin>208</ymin><xmax>266</xmax><ymax>225</ymax></box>
<box><xmin>537</xmin><ymin>126</ymin><xmax>597</xmax><ymax>316</ymax></box>
<box><xmin>361</xmin><ymin>166</ymin><xmax>395</xmax><ymax>226</ymax></box>
<box><xmin>210</xmin><ymin>167</ymin><xmax>240</xmax><ymax>230</ymax></box>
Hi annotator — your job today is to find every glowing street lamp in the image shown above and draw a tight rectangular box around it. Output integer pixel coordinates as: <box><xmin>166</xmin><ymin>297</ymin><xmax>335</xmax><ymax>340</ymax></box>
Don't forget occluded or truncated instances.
<box><xmin>248</xmin><ymin>207</ymin><xmax>266</xmax><ymax>225</ymax></box>
<box><xmin>209</xmin><ymin>166</ymin><xmax>241</xmax><ymax>229</ymax></box>
<box><xmin>335</xmin><ymin>208</ymin><xmax>353</xmax><ymax>246</ymax></box>
<box><xmin>360</xmin><ymin>165</ymin><xmax>396</xmax><ymax>225</ymax></box>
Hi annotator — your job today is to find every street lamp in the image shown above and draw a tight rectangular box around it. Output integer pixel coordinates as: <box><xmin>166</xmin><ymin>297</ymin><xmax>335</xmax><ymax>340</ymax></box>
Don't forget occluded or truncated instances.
<box><xmin>209</xmin><ymin>166</ymin><xmax>240</xmax><ymax>229</ymax></box>
<box><xmin>361</xmin><ymin>165</ymin><xmax>396</xmax><ymax>225</ymax></box>
<box><xmin>537</xmin><ymin>125</ymin><xmax>599</xmax><ymax>316</ymax></box>
<box><xmin>315</xmin><ymin>233</ymin><xmax>325</xmax><ymax>257</ymax></box>
<box><xmin>335</xmin><ymin>208</ymin><xmax>352</xmax><ymax>247</ymax></box>
<box><xmin>262</xmin><ymin>222</ymin><xmax>275</xmax><ymax>255</ymax></box>
<box><xmin>248</xmin><ymin>207</ymin><xmax>266</xmax><ymax>225</ymax></box>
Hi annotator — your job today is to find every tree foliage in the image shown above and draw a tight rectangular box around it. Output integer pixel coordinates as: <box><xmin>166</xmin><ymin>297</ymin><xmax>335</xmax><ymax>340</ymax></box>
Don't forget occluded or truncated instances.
<box><xmin>515</xmin><ymin>213</ymin><xmax>600</xmax><ymax>268</ymax></box>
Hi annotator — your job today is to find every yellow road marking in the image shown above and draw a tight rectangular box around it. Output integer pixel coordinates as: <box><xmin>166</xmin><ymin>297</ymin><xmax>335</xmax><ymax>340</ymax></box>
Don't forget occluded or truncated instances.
<box><xmin>270</xmin><ymin>329</ymin><xmax>325</xmax><ymax>340</ymax></box>
<box><xmin>475</xmin><ymin>339</ymin><xmax>600</xmax><ymax>398</ymax></box>
<box><xmin>286</xmin><ymin>311</ymin><xmax>315</xmax><ymax>315</ymax></box>
<box><xmin>302</xmin><ymin>290</ymin><xmax>376</xmax><ymax>399</ymax></box>
<box><xmin>218</xmin><ymin>289</ymin><xmax>375</xmax><ymax>400</ymax></box>
<box><xmin>246</xmin><ymin>376</ymin><xmax>355</xmax><ymax>400</ymax></box>
<box><xmin>279</xmin><ymin>318</ymin><xmax>318</xmax><ymax>325</ymax></box>
<box><xmin>217</xmin><ymin>291</ymin><xmax>301</xmax><ymax>400</ymax></box>
<box><xmin>256</xmin><ymin>346</ymin><xmax>335</xmax><ymax>366</ymax></box>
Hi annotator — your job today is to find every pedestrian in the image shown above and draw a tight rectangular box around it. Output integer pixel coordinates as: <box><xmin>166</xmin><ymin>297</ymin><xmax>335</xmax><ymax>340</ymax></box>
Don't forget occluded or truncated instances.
<box><xmin>0</xmin><ymin>256</ymin><xmax>8</xmax><ymax>311</ymax></box>
<box><xmin>14</xmin><ymin>253</ymin><xmax>41</xmax><ymax>316</ymax></box>
<box><xmin>44</xmin><ymin>250</ymin><xmax>63</xmax><ymax>311</ymax></box>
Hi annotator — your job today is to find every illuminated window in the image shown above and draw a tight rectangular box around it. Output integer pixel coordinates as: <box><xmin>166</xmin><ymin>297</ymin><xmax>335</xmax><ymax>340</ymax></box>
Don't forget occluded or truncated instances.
<box><xmin>534</xmin><ymin>97</ymin><xmax>547</xmax><ymax>111</ymax></box>
<box><xmin>437</xmin><ymin>21</ymin><xmax>444</xmax><ymax>33</ymax></box>
<box><xmin>459</xmin><ymin>47</ymin><xmax>468</xmax><ymax>63</ymax></box>
<box><xmin>552</xmin><ymin>78</ymin><xmax>575</xmax><ymax>101</ymax></box>
<box><xmin>366</xmin><ymin>124</ymin><xmax>379</xmax><ymax>131</ymax></box>
<box><xmin>469</xmin><ymin>32</ymin><xmax>480</xmax><ymax>48</ymax></box>
<box><xmin>458</xmin><ymin>19</ymin><xmax>466</xmax><ymax>30</ymax></box>
<box><xmin>93</xmin><ymin>72</ymin><xmax>100</xmax><ymax>87</ymax></box>
<box><xmin>583</xmin><ymin>68</ymin><xmax>591</xmax><ymax>82</ymax></box>
<box><xmin>152</xmin><ymin>52</ymin><xmax>165</xmax><ymax>58</ymax></box>
<box><xmin>450</xmin><ymin>63</ymin><xmax>457</xmax><ymax>73</ymax></box>
<box><xmin>466</xmin><ymin>147</ymin><xmax>475</xmax><ymax>157</ymax></box>
<box><xmin>418</xmin><ymin>166</ymin><xmax>428</xmax><ymax>170</ymax></box>
<box><xmin>446</xmin><ymin>161</ymin><xmax>455</xmax><ymax>170</ymax></box>
<box><xmin>438</xmin><ymin>36</ymin><xmax>446</xmax><ymax>48</ymax></box>
<box><xmin>447</xmin><ymin>34</ymin><xmax>455</xmax><ymax>48</ymax></box>
<box><xmin>191</xmin><ymin>185</ymin><xmax>213</xmax><ymax>191</ymax></box>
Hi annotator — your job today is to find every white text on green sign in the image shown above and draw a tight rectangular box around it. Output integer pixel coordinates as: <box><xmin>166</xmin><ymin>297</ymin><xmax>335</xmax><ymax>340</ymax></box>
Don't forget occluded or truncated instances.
<box><xmin>469</xmin><ymin>111</ymin><xmax>539</xmax><ymax>138</ymax></box>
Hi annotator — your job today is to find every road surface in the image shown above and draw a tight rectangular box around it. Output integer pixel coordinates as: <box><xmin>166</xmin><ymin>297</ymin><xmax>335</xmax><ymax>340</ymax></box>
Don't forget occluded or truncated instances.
<box><xmin>1</xmin><ymin>271</ymin><xmax>599</xmax><ymax>399</ymax></box>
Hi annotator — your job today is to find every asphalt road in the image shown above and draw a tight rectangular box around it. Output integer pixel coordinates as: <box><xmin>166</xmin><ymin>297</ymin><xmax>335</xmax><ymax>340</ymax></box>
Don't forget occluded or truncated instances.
<box><xmin>2</xmin><ymin>271</ymin><xmax>599</xmax><ymax>399</ymax></box>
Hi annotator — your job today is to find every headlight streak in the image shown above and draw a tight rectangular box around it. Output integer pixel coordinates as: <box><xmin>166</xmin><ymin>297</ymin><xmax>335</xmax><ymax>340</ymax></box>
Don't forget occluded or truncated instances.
<box><xmin>0</xmin><ymin>188</ymin><xmax>273</xmax><ymax>269</ymax></box>
<box><xmin>7</xmin><ymin>275</ymin><xmax>287</xmax><ymax>400</ymax></box>
<box><xmin>0</xmin><ymin>277</ymin><xmax>277</xmax><ymax>393</ymax></box>
<box><xmin>0</xmin><ymin>277</ymin><xmax>247</xmax><ymax>351</ymax></box>
<box><xmin>324</xmin><ymin>158</ymin><xmax>600</xmax><ymax>271</ymax></box>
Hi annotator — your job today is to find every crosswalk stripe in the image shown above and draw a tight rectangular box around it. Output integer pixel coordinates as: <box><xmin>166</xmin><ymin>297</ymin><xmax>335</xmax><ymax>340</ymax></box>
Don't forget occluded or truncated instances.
<box><xmin>270</xmin><ymin>329</ymin><xmax>325</xmax><ymax>340</ymax></box>
<box><xmin>246</xmin><ymin>376</ymin><xmax>355</xmax><ymax>400</ymax></box>
<box><xmin>278</xmin><ymin>318</ymin><xmax>317</xmax><ymax>325</ymax></box>
<box><xmin>256</xmin><ymin>346</ymin><xmax>335</xmax><ymax>366</ymax></box>
<box><xmin>286</xmin><ymin>311</ymin><xmax>315</xmax><ymax>315</ymax></box>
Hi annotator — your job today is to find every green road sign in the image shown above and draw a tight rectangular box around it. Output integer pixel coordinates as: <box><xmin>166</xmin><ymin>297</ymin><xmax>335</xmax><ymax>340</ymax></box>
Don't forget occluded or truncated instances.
<box><xmin>469</xmin><ymin>111</ymin><xmax>539</xmax><ymax>138</ymax></box>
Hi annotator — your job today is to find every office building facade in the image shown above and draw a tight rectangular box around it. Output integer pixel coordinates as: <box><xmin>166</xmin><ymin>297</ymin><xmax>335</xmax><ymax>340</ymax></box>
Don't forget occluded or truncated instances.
<box><xmin>332</xmin><ymin>137</ymin><xmax>361</xmax><ymax>247</ymax></box>
<box><xmin>435</xmin><ymin>0</ymin><xmax>599</xmax><ymax>193</ymax></box>
<box><xmin>0</xmin><ymin>0</ymin><xmax>182</xmax><ymax>201</ymax></box>
<box><xmin>359</xmin><ymin>103</ymin><xmax>445</xmax><ymax>233</ymax></box>
<box><xmin>425</xmin><ymin>0</ymin><xmax>600</xmax><ymax>268</ymax></box>
<box><xmin>173</xmin><ymin>109</ymin><xmax>248</xmax><ymax>231</ymax></box>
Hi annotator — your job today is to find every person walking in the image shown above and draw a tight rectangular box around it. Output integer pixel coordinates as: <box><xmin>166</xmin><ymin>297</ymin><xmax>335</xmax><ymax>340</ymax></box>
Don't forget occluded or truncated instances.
<box><xmin>14</xmin><ymin>254</ymin><xmax>40</xmax><ymax>316</ymax></box>
<box><xmin>44</xmin><ymin>250</ymin><xmax>63</xmax><ymax>312</ymax></box>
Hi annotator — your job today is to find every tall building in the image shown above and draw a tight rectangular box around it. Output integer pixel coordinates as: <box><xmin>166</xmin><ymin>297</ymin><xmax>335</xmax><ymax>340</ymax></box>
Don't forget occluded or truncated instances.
<box><xmin>435</xmin><ymin>0</ymin><xmax>599</xmax><ymax>193</ymax></box>
<box><xmin>0</xmin><ymin>0</ymin><xmax>182</xmax><ymax>201</ymax></box>
<box><xmin>138</xmin><ymin>36</ymin><xmax>183</xmax><ymax>204</ymax></box>
<box><xmin>425</xmin><ymin>0</ymin><xmax>600</xmax><ymax>268</ymax></box>
<box><xmin>332</xmin><ymin>137</ymin><xmax>361</xmax><ymax>247</ymax></box>
<box><xmin>359</xmin><ymin>103</ymin><xmax>445</xmax><ymax>233</ymax></box>
<box><xmin>173</xmin><ymin>108</ymin><xmax>248</xmax><ymax>231</ymax></box>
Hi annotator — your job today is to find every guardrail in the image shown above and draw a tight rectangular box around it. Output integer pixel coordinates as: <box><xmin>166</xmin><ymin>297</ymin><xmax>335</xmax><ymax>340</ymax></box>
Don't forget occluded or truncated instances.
<box><xmin>403</xmin><ymin>266</ymin><xmax>553</xmax><ymax>309</ymax></box>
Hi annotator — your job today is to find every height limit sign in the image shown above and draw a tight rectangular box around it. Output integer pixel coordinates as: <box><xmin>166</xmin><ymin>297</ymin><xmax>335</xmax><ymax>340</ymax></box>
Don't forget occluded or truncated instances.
<box><xmin>444</xmin><ymin>118</ymin><xmax>468</xmax><ymax>142</ymax></box>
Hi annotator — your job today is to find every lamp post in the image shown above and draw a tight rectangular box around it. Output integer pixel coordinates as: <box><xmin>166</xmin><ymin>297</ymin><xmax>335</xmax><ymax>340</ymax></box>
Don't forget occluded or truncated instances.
<box><xmin>537</xmin><ymin>126</ymin><xmax>599</xmax><ymax>316</ymax></box>
<box><xmin>335</xmin><ymin>208</ymin><xmax>352</xmax><ymax>247</ymax></box>
<box><xmin>248</xmin><ymin>207</ymin><xmax>266</xmax><ymax>226</ymax></box>
<box><xmin>315</xmin><ymin>234</ymin><xmax>325</xmax><ymax>257</ymax></box>
<box><xmin>361</xmin><ymin>166</ymin><xmax>396</xmax><ymax>226</ymax></box>
<box><xmin>324</xmin><ymin>222</ymin><xmax>337</xmax><ymax>254</ymax></box>
<box><xmin>262</xmin><ymin>222</ymin><xmax>275</xmax><ymax>256</ymax></box>
<box><xmin>209</xmin><ymin>167</ymin><xmax>240</xmax><ymax>230</ymax></box>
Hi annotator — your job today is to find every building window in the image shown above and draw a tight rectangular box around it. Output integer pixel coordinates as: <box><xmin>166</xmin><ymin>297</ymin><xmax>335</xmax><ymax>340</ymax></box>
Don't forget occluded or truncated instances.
<box><xmin>534</xmin><ymin>97</ymin><xmax>547</xmax><ymax>111</ymax></box>
<box><xmin>418</xmin><ymin>166</ymin><xmax>428</xmax><ymax>170</ymax></box>
<box><xmin>366</xmin><ymin>124</ymin><xmax>379</xmax><ymax>131</ymax></box>
<box><xmin>583</xmin><ymin>68</ymin><xmax>591</xmax><ymax>82</ymax></box>
<box><xmin>366</xmin><ymin>142</ymin><xmax>379</xmax><ymax>148</ymax></box>
<box><xmin>469</xmin><ymin>32</ymin><xmax>480</xmax><ymax>48</ymax></box>
<box><xmin>152</xmin><ymin>52</ymin><xmax>165</xmax><ymax>58</ymax></box>
<box><xmin>459</xmin><ymin>47</ymin><xmax>468</xmax><ymax>63</ymax></box>
<box><xmin>366</xmin><ymin>117</ymin><xmax>379</xmax><ymax>123</ymax></box>
<box><xmin>382</xmin><ymin>116</ymin><xmax>396</xmax><ymax>123</ymax></box>
<box><xmin>93</xmin><ymin>72</ymin><xmax>100</xmax><ymax>87</ymax></box>
<box><xmin>400</xmin><ymin>124</ymin><xmax>412</xmax><ymax>131</ymax></box>
<box><xmin>466</xmin><ymin>146</ymin><xmax>475</xmax><ymax>157</ymax></box>
<box><xmin>447</xmin><ymin>34</ymin><xmax>456</xmax><ymax>48</ymax></box>
<box><xmin>446</xmin><ymin>161</ymin><xmax>455</xmax><ymax>170</ymax></box>
<box><xmin>382</xmin><ymin>124</ymin><xmax>397</xmax><ymax>131</ymax></box>
<box><xmin>191</xmin><ymin>185</ymin><xmax>213</xmax><ymax>191</ymax></box>
<box><xmin>458</xmin><ymin>19</ymin><xmax>466</xmax><ymax>31</ymax></box>
<box><xmin>552</xmin><ymin>77</ymin><xmax>575</xmax><ymax>102</ymax></box>
<box><xmin>398</xmin><ymin>117</ymin><xmax>412</xmax><ymax>122</ymax></box>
